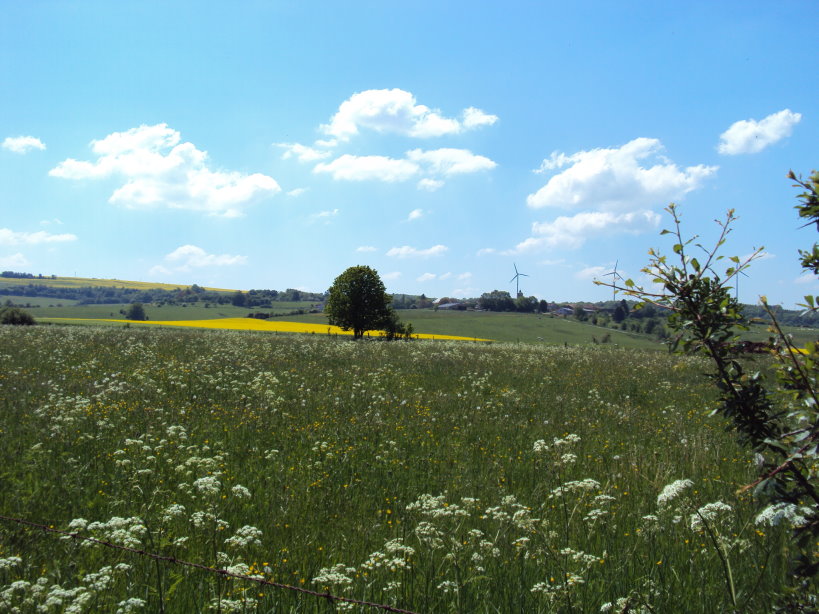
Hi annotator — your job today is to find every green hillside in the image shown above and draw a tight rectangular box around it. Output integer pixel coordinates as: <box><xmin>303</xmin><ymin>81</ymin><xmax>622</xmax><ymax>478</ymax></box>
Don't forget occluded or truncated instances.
<box><xmin>0</xmin><ymin>275</ymin><xmax>236</xmax><ymax>292</ymax></box>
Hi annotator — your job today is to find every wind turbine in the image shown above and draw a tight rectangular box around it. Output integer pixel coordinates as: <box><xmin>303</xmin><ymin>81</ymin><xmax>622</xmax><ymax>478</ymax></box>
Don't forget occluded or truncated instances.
<box><xmin>510</xmin><ymin>263</ymin><xmax>529</xmax><ymax>297</ymax></box>
<box><xmin>602</xmin><ymin>260</ymin><xmax>624</xmax><ymax>301</ymax></box>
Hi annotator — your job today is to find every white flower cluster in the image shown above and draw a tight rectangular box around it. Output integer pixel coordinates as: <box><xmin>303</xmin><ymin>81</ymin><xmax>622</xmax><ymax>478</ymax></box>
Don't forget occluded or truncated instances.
<box><xmin>549</xmin><ymin>478</ymin><xmax>601</xmax><ymax>499</ymax></box>
<box><xmin>690</xmin><ymin>501</ymin><xmax>733</xmax><ymax>532</ymax></box>
<box><xmin>82</xmin><ymin>516</ymin><xmax>146</xmax><ymax>548</ymax></box>
<box><xmin>406</xmin><ymin>493</ymin><xmax>471</xmax><ymax>518</ymax></box>
<box><xmin>193</xmin><ymin>475</ymin><xmax>221</xmax><ymax>496</ymax></box>
<box><xmin>755</xmin><ymin>501</ymin><xmax>814</xmax><ymax>528</ymax></box>
<box><xmin>224</xmin><ymin>525</ymin><xmax>263</xmax><ymax>549</ymax></box>
<box><xmin>656</xmin><ymin>479</ymin><xmax>693</xmax><ymax>510</ymax></box>
<box><xmin>230</xmin><ymin>484</ymin><xmax>252</xmax><ymax>499</ymax></box>
<box><xmin>313</xmin><ymin>563</ymin><xmax>357</xmax><ymax>587</ymax></box>
<box><xmin>0</xmin><ymin>556</ymin><xmax>22</xmax><ymax>572</ymax></box>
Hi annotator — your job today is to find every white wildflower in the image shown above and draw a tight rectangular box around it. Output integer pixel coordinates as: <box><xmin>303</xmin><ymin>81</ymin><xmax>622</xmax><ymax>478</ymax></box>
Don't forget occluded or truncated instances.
<box><xmin>657</xmin><ymin>479</ymin><xmax>693</xmax><ymax>510</ymax></box>
<box><xmin>690</xmin><ymin>501</ymin><xmax>733</xmax><ymax>532</ymax></box>
<box><xmin>755</xmin><ymin>502</ymin><xmax>813</xmax><ymax>528</ymax></box>
<box><xmin>313</xmin><ymin>563</ymin><xmax>356</xmax><ymax>587</ymax></box>
<box><xmin>193</xmin><ymin>475</ymin><xmax>221</xmax><ymax>496</ymax></box>
<box><xmin>116</xmin><ymin>597</ymin><xmax>146</xmax><ymax>613</ymax></box>
<box><xmin>231</xmin><ymin>484</ymin><xmax>251</xmax><ymax>499</ymax></box>
<box><xmin>224</xmin><ymin>525</ymin><xmax>263</xmax><ymax>548</ymax></box>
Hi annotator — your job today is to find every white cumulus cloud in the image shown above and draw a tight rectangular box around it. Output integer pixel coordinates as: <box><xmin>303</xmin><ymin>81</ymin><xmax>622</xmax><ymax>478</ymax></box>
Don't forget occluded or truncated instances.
<box><xmin>313</xmin><ymin>154</ymin><xmax>420</xmax><ymax>182</ymax></box>
<box><xmin>462</xmin><ymin>107</ymin><xmax>498</xmax><ymax>129</ymax></box>
<box><xmin>514</xmin><ymin>210</ymin><xmax>661</xmax><ymax>252</ymax></box>
<box><xmin>0</xmin><ymin>253</ymin><xmax>29</xmax><ymax>268</ymax></box>
<box><xmin>417</xmin><ymin>272</ymin><xmax>436</xmax><ymax>282</ymax></box>
<box><xmin>718</xmin><ymin>109</ymin><xmax>802</xmax><ymax>155</ymax></box>
<box><xmin>0</xmin><ymin>228</ymin><xmax>77</xmax><ymax>245</ymax></box>
<box><xmin>356</xmin><ymin>245</ymin><xmax>377</xmax><ymax>253</ymax></box>
<box><xmin>2</xmin><ymin>136</ymin><xmax>46</xmax><ymax>153</ymax></box>
<box><xmin>50</xmin><ymin>124</ymin><xmax>280</xmax><ymax>217</ymax></box>
<box><xmin>154</xmin><ymin>244</ymin><xmax>247</xmax><ymax>274</ymax></box>
<box><xmin>407</xmin><ymin>148</ymin><xmax>496</xmax><ymax>175</ymax></box>
<box><xmin>574</xmin><ymin>266</ymin><xmax>609</xmax><ymax>281</ymax></box>
<box><xmin>527</xmin><ymin>138</ymin><xmax>716</xmax><ymax>210</ymax></box>
<box><xmin>276</xmin><ymin>142</ymin><xmax>332</xmax><ymax>162</ymax></box>
<box><xmin>321</xmin><ymin>88</ymin><xmax>496</xmax><ymax>141</ymax></box>
<box><xmin>418</xmin><ymin>178</ymin><xmax>444</xmax><ymax>191</ymax></box>
<box><xmin>310</xmin><ymin>208</ymin><xmax>340</xmax><ymax>223</ymax></box>
<box><xmin>407</xmin><ymin>208</ymin><xmax>424</xmax><ymax>221</ymax></box>
<box><xmin>386</xmin><ymin>244</ymin><xmax>448</xmax><ymax>258</ymax></box>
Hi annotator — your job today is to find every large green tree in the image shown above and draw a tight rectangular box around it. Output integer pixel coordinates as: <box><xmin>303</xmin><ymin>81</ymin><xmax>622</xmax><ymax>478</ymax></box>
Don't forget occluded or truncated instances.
<box><xmin>325</xmin><ymin>265</ymin><xmax>392</xmax><ymax>339</ymax></box>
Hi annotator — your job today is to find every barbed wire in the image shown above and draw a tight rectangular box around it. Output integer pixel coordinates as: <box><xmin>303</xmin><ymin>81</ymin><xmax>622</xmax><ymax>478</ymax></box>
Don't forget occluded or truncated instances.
<box><xmin>0</xmin><ymin>513</ymin><xmax>419</xmax><ymax>614</ymax></box>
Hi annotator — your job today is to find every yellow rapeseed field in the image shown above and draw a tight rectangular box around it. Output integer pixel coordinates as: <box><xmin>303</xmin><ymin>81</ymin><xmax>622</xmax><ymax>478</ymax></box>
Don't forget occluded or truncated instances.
<box><xmin>47</xmin><ymin>317</ymin><xmax>491</xmax><ymax>341</ymax></box>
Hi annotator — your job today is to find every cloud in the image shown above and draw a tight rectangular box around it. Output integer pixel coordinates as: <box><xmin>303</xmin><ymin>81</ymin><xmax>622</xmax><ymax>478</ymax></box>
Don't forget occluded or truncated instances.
<box><xmin>40</xmin><ymin>218</ymin><xmax>64</xmax><ymax>226</ymax></box>
<box><xmin>382</xmin><ymin>271</ymin><xmax>402</xmax><ymax>281</ymax></box>
<box><xmin>574</xmin><ymin>265</ymin><xmax>609</xmax><ymax>281</ymax></box>
<box><xmin>451</xmin><ymin>287</ymin><xmax>476</xmax><ymax>298</ymax></box>
<box><xmin>0</xmin><ymin>228</ymin><xmax>77</xmax><ymax>245</ymax></box>
<box><xmin>386</xmin><ymin>244</ymin><xmax>448</xmax><ymax>258</ymax></box>
<box><xmin>718</xmin><ymin>109</ymin><xmax>802</xmax><ymax>155</ymax></box>
<box><xmin>438</xmin><ymin>272</ymin><xmax>452</xmax><ymax>280</ymax></box>
<box><xmin>513</xmin><ymin>210</ymin><xmax>661</xmax><ymax>252</ymax></box>
<box><xmin>154</xmin><ymin>244</ymin><xmax>247</xmax><ymax>274</ymax></box>
<box><xmin>527</xmin><ymin>138</ymin><xmax>716</xmax><ymax>210</ymax></box>
<box><xmin>0</xmin><ymin>253</ymin><xmax>29</xmax><ymax>268</ymax></box>
<box><xmin>2</xmin><ymin>136</ymin><xmax>46</xmax><ymax>153</ymax></box>
<box><xmin>276</xmin><ymin>142</ymin><xmax>332</xmax><ymax>162</ymax></box>
<box><xmin>50</xmin><ymin>123</ymin><xmax>280</xmax><ymax>217</ymax></box>
<box><xmin>407</xmin><ymin>208</ymin><xmax>424</xmax><ymax>221</ymax></box>
<box><xmin>315</xmin><ymin>148</ymin><xmax>496</xmax><ymax>188</ymax></box>
<box><xmin>286</xmin><ymin>188</ymin><xmax>307</xmax><ymax>197</ymax></box>
<box><xmin>795</xmin><ymin>272</ymin><xmax>817</xmax><ymax>285</ymax></box>
<box><xmin>321</xmin><ymin>88</ymin><xmax>496</xmax><ymax>141</ymax></box>
<box><xmin>407</xmin><ymin>148</ymin><xmax>496</xmax><ymax>175</ymax></box>
<box><xmin>356</xmin><ymin>245</ymin><xmax>377</xmax><ymax>253</ymax></box>
<box><xmin>418</xmin><ymin>178</ymin><xmax>444</xmax><ymax>191</ymax></box>
<box><xmin>457</xmin><ymin>272</ymin><xmax>472</xmax><ymax>280</ymax></box>
<box><xmin>462</xmin><ymin>107</ymin><xmax>498</xmax><ymax>129</ymax></box>
<box><xmin>477</xmin><ymin>247</ymin><xmax>497</xmax><ymax>256</ymax></box>
<box><xmin>313</xmin><ymin>154</ymin><xmax>419</xmax><ymax>182</ymax></box>
<box><xmin>309</xmin><ymin>208</ymin><xmax>340</xmax><ymax>223</ymax></box>
<box><xmin>417</xmin><ymin>272</ymin><xmax>436</xmax><ymax>282</ymax></box>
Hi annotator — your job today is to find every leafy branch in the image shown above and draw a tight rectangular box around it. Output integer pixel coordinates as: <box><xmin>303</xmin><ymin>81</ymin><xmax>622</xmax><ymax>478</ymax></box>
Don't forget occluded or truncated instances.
<box><xmin>597</xmin><ymin>171</ymin><xmax>819</xmax><ymax>600</ymax></box>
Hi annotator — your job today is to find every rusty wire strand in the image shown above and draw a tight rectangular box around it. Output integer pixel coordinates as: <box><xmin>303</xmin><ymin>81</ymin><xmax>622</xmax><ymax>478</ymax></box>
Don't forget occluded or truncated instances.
<box><xmin>0</xmin><ymin>513</ymin><xmax>419</xmax><ymax>614</ymax></box>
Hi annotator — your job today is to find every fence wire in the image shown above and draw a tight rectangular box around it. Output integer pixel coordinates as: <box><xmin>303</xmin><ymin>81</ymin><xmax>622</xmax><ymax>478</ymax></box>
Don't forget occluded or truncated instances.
<box><xmin>0</xmin><ymin>513</ymin><xmax>419</xmax><ymax>614</ymax></box>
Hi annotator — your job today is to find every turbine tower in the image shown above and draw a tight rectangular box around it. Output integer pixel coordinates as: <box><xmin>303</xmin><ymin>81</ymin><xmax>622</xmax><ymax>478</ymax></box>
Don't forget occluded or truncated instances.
<box><xmin>603</xmin><ymin>260</ymin><xmax>624</xmax><ymax>301</ymax></box>
<box><xmin>510</xmin><ymin>263</ymin><xmax>529</xmax><ymax>298</ymax></box>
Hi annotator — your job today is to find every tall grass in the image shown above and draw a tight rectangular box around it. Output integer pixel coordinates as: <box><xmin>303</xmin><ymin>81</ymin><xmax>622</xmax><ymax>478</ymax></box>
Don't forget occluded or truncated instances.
<box><xmin>0</xmin><ymin>326</ymin><xmax>790</xmax><ymax>612</ymax></box>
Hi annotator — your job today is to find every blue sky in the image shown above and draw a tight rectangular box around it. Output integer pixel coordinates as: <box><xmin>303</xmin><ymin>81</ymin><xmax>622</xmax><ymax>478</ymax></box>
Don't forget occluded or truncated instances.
<box><xmin>1</xmin><ymin>1</ymin><xmax>816</xmax><ymax>306</ymax></box>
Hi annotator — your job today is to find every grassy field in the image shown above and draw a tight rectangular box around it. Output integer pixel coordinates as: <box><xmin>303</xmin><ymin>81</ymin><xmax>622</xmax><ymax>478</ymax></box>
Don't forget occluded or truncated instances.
<box><xmin>275</xmin><ymin>310</ymin><xmax>667</xmax><ymax>348</ymax></box>
<box><xmin>0</xmin><ymin>325</ymin><xmax>797</xmax><ymax>612</ymax></box>
<box><xmin>0</xmin><ymin>276</ymin><xmax>235</xmax><ymax>292</ymax></box>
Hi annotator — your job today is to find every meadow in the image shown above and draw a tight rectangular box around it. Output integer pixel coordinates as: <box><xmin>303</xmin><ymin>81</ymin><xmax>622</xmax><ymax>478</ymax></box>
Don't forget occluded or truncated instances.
<box><xmin>0</xmin><ymin>325</ymin><xmax>795</xmax><ymax>613</ymax></box>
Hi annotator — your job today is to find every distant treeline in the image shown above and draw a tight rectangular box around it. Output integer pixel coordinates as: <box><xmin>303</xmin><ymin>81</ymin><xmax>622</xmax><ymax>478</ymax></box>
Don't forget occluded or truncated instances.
<box><xmin>0</xmin><ymin>283</ymin><xmax>325</xmax><ymax>308</ymax></box>
<box><xmin>740</xmin><ymin>304</ymin><xmax>819</xmax><ymax>328</ymax></box>
<box><xmin>1</xmin><ymin>271</ymin><xmax>56</xmax><ymax>279</ymax></box>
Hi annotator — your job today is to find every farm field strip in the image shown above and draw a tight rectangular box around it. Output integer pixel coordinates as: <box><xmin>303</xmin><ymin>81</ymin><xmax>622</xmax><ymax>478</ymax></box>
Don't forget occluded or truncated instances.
<box><xmin>0</xmin><ymin>326</ymin><xmax>792</xmax><ymax>612</ymax></box>
<box><xmin>40</xmin><ymin>317</ymin><xmax>490</xmax><ymax>341</ymax></box>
